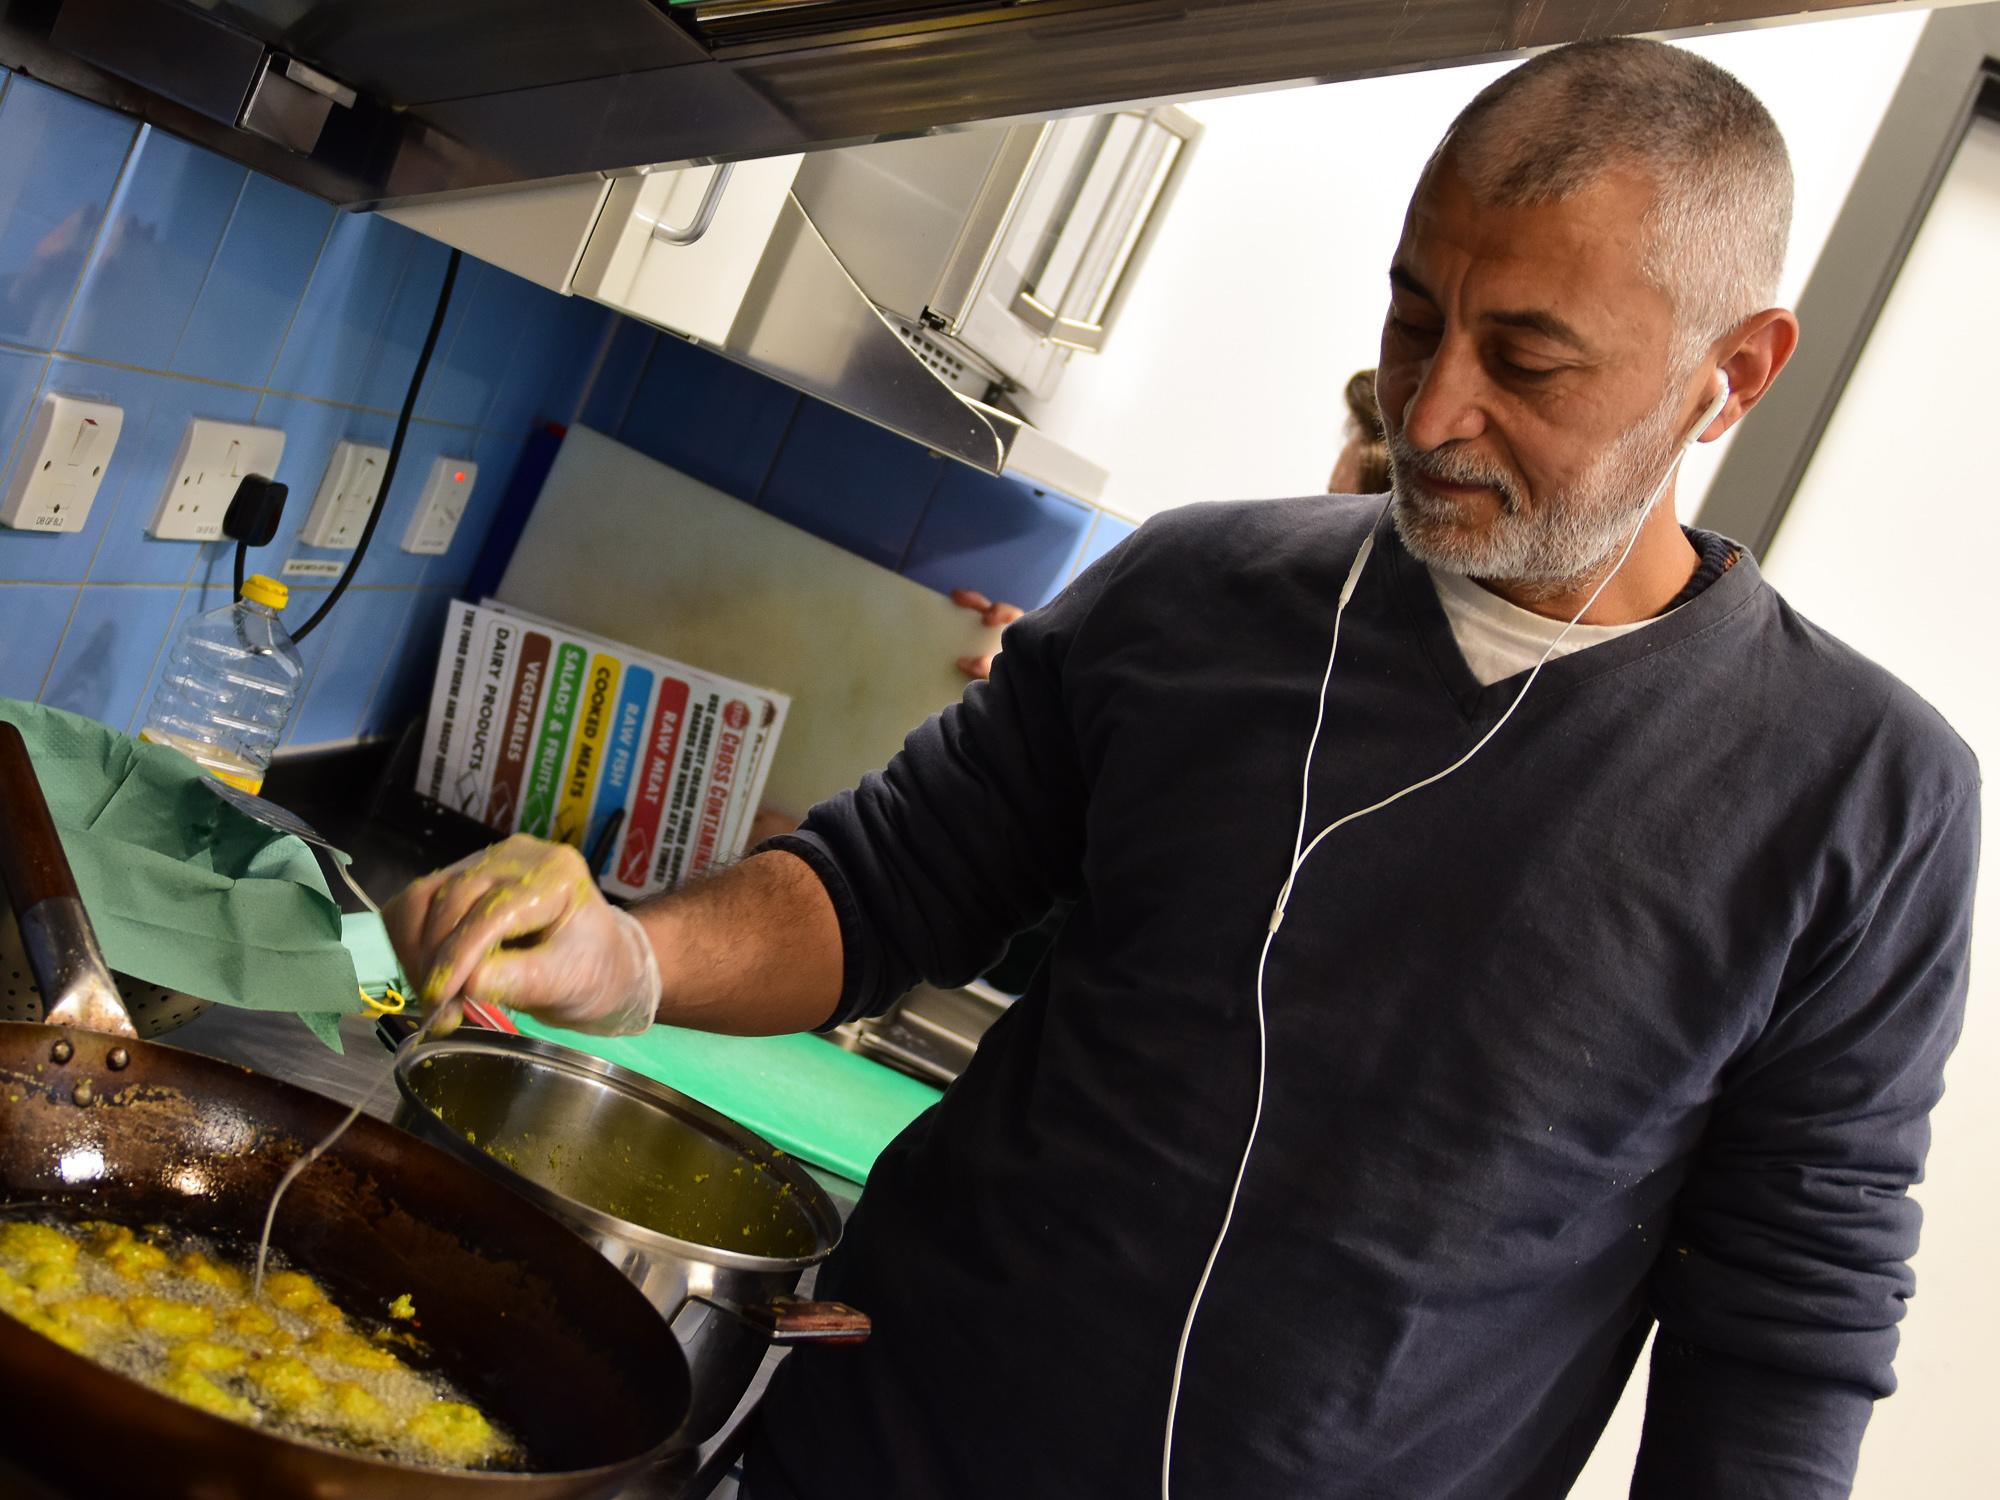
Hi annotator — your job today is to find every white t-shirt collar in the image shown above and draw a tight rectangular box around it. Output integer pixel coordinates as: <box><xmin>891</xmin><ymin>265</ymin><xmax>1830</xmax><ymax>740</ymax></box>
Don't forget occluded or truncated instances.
<box><xmin>1427</xmin><ymin>565</ymin><xmax>1653</xmax><ymax>688</ymax></box>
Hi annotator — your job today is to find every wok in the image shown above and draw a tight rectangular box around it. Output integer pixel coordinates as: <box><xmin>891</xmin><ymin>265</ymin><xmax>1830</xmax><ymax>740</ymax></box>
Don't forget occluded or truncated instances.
<box><xmin>0</xmin><ymin>722</ymin><xmax>691</xmax><ymax>1499</ymax></box>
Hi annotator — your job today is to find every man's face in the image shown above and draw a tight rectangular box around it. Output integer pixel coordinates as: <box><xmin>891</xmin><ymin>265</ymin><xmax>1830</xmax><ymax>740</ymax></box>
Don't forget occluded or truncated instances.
<box><xmin>1377</xmin><ymin>160</ymin><xmax>1693</xmax><ymax>592</ymax></box>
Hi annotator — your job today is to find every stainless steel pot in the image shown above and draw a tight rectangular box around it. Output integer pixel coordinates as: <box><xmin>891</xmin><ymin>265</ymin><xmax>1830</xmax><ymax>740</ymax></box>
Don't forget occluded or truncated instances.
<box><xmin>390</xmin><ymin>1030</ymin><xmax>868</xmax><ymax>1444</ymax></box>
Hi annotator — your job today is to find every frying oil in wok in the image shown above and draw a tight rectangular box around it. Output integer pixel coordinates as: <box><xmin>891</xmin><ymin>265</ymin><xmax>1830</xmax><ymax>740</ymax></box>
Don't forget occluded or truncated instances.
<box><xmin>0</xmin><ymin>1214</ymin><xmax>520</xmax><ymax>1472</ymax></box>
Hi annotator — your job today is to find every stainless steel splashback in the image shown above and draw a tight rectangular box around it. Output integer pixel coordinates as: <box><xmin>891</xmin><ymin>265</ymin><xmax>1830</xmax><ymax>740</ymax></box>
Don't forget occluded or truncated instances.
<box><xmin>0</xmin><ymin>0</ymin><xmax>1964</xmax><ymax>208</ymax></box>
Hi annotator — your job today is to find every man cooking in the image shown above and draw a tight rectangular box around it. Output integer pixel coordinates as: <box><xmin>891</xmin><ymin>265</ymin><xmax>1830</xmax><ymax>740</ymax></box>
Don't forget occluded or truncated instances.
<box><xmin>387</xmin><ymin>38</ymin><xmax>1978</xmax><ymax>1500</ymax></box>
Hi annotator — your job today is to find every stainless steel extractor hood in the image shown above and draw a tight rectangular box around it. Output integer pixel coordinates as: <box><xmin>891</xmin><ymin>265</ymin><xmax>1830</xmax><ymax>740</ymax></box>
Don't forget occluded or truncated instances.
<box><xmin>717</xmin><ymin>191</ymin><xmax>1110</xmax><ymax>492</ymax></box>
<box><xmin>0</xmin><ymin>0</ymin><xmax>1968</xmax><ymax>208</ymax></box>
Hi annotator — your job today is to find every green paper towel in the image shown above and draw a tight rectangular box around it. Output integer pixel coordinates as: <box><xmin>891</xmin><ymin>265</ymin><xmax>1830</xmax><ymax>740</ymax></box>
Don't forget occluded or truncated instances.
<box><xmin>1</xmin><ymin>698</ymin><xmax>357</xmax><ymax>1049</ymax></box>
<box><xmin>341</xmin><ymin>911</ymin><xmax>406</xmax><ymax>996</ymax></box>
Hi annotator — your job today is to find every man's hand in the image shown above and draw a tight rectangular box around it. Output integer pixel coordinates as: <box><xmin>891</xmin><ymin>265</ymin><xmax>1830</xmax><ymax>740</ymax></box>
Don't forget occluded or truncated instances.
<box><xmin>384</xmin><ymin>835</ymin><xmax>661</xmax><ymax>1037</ymax></box>
<box><xmin>950</xmin><ymin>589</ymin><xmax>1023</xmax><ymax>681</ymax></box>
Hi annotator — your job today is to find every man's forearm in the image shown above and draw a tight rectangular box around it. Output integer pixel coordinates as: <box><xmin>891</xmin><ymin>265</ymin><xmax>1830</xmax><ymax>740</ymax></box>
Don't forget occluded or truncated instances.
<box><xmin>633</xmin><ymin>849</ymin><xmax>844</xmax><ymax>1036</ymax></box>
<box><xmin>1631</xmin><ymin>1331</ymin><xmax>1874</xmax><ymax>1500</ymax></box>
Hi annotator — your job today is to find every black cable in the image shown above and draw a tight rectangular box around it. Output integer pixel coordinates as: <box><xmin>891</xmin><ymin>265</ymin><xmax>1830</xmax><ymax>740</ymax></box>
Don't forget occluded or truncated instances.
<box><xmin>233</xmin><ymin>536</ymin><xmax>247</xmax><ymax>601</ymax></box>
<box><xmin>289</xmin><ymin>248</ymin><xmax>462</xmax><ymax>645</ymax></box>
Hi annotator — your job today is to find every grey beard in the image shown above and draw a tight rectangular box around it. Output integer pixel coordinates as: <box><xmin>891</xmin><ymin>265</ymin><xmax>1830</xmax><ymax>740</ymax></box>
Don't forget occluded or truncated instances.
<box><xmin>1387</xmin><ymin>396</ymin><xmax>1681</xmax><ymax>601</ymax></box>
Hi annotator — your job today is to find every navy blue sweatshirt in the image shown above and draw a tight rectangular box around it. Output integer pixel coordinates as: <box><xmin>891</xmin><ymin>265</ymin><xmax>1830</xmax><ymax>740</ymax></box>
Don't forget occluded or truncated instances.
<box><xmin>750</xmin><ymin>495</ymin><xmax>1978</xmax><ymax>1499</ymax></box>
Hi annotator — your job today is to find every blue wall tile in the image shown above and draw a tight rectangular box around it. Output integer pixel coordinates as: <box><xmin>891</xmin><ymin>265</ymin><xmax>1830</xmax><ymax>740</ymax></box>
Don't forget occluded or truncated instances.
<box><xmin>900</xmin><ymin>467</ymin><xmax>1095</xmax><ymax>608</ymax></box>
<box><xmin>487</xmin><ymin>291</ymin><xmax>610</xmax><ymax>436</ymax></box>
<box><xmin>60</xmin><ymin>129</ymin><xmax>244</xmax><ymax>372</ymax></box>
<box><xmin>0</xmin><ymin>79</ymin><xmax>136</xmax><ymax>349</ymax></box>
<box><xmin>287</xmin><ymin>586</ymin><xmax>415</xmax><ymax>747</ymax></box>
<box><xmin>464</xmin><ymin>424</ymin><xmax>561</xmax><ymax>603</ymax></box>
<box><xmin>365</xmin><ymin>587</ymin><xmax>455</xmax><ymax>739</ymax></box>
<box><xmin>174</xmin><ymin>175</ymin><xmax>332</xmax><ymax>386</ymax></box>
<box><xmin>578</xmin><ymin>319</ymin><xmax>654</xmax><ymax>433</ymax></box>
<box><xmin>40</xmin><ymin>584</ymin><xmax>182</xmax><ymax>729</ymax></box>
<box><xmin>0</xmin><ymin>583</ymin><xmax>77</xmax><ymax>701</ymax></box>
<box><xmin>1071</xmin><ymin>511</ymin><xmax>1137</xmax><ymax>580</ymax></box>
<box><xmin>420</xmin><ymin>259</ymin><xmax>520</xmax><ymax>429</ymax></box>
<box><xmin>617</xmin><ymin>334</ymin><xmax>799</xmax><ymax>499</ymax></box>
<box><xmin>268</xmin><ymin>211</ymin><xmax>422</xmax><ymax>408</ymax></box>
<box><xmin>757</xmin><ymin>400</ymin><xmax>944</xmax><ymax>568</ymax></box>
<box><xmin>284</xmin><ymin>587</ymin><xmax>338</xmax><ymax>703</ymax></box>
<box><xmin>353</xmin><ymin>233</ymin><xmax>453</xmax><ymax>414</ymax></box>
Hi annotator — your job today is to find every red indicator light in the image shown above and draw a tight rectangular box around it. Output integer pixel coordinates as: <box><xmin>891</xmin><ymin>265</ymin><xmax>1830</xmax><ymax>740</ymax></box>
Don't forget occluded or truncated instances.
<box><xmin>453</xmin><ymin>470</ymin><xmax>466</xmax><ymax>483</ymax></box>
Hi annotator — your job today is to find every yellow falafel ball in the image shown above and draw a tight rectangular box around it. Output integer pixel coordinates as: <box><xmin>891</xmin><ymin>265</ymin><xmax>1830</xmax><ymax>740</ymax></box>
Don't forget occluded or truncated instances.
<box><xmin>303</xmin><ymin>1327</ymin><xmax>403</xmax><ymax>1373</ymax></box>
<box><xmin>21</xmin><ymin>1257</ymin><xmax>80</xmax><ymax>1298</ymax></box>
<box><xmin>262</xmin><ymin>1270</ymin><xmax>346</xmax><ymax>1328</ymax></box>
<box><xmin>99</xmin><ymin>1237</ymin><xmax>171</xmax><ymax>1282</ymax></box>
<box><xmin>176</xmin><ymin>1251</ymin><xmax>249</xmax><ymax>1296</ymax></box>
<box><xmin>157</xmin><ymin>1365</ymin><xmax>259</xmax><ymax>1423</ymax></box>
<box><xmin>247</xmin><ymin>1352</ymin><xmax>325</xmax><ymax>1412</ymax></box>
<box><xmin>125</xmin><ymin>1295</ymin><xmax>215</xmax><ymax>1340</ymax></box>
<box><xmin>404</xmin><ymin>1400</ymin><xmax>502</xmax><ymax>1466</ymax></box>
<box><xmin>170</xmin><ymin>1339</ymin><xmax>250</xmax><ymax>1375</ymax></box>
<box><xmin>45</xmin><ymin>1293</ymin><xmax>127</xmax><ymax>1340</ymax></box>
<box><xmin>221</xmin><ymin>1302</ymin><xmax>291</xmax><ymax>1349</ymax></box>
<box><xmin>329</xmin><ymin>1380</ymin><xmax>394</xmax><ymax>1437</ymax></box>
<box><xmin>0</xmin><ymin>1221</ymin><xmax>80</xmax><ymax>1271</ymax></box>
<box><xmin>0</xmin><ymin>1266</ymin><xmax>39</xmax><ymax>1319</ymax></box>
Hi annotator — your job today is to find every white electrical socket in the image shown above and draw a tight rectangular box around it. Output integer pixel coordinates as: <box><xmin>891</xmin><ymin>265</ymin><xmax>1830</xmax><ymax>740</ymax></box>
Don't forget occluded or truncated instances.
<box><xmin>299</xmin><ymin>440</ymin><xmax>389</xmax><ymax>550</ymax></box>
<box><xmin>149</xmin><ymin>419</ymin><xmax>286</xmax><ymax>542</ymax></box>
<box><xmin>0</xmin><ymin>394</ymin><xmax>125</xmax><ymax>532</ymax></box>
<box><xmin>400</xmin><ymin>456</ymin><xmax>477</xmax><ymax>555</ymax></box>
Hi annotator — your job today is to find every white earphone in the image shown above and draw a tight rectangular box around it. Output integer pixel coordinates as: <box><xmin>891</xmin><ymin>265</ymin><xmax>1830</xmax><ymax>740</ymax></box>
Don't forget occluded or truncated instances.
<box><xmin>1159</xmin><ymin>376</ymin><xmax>1731</xmax><ymax>1497</ymax></box>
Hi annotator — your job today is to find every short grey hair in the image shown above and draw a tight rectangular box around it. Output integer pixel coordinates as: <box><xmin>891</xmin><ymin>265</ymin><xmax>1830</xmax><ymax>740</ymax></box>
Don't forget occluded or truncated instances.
<box><xmin>1439</xmin><ymin>38</ymin><xmax>1793</xmax><ymax>372</ymax></box>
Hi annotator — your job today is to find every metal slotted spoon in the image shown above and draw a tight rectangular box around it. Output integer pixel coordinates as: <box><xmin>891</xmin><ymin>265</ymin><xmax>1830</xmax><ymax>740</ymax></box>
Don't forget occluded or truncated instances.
<box><xmin>198</xmin><ymin>777</ymin><xmax>386</xmax><ymax>917</ymax></box>
<box><xmin>0</xmin><ymin>905</ymin><xmax>212</xmax><ymax>1038</ymax></box>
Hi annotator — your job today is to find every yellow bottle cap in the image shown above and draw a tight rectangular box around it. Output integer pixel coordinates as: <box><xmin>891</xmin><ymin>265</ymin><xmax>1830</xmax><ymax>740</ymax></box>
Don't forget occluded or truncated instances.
<box><xmin>241</xmin><ymin>575</ymin><xmax>288</xmax><ymax>610</ymax></box>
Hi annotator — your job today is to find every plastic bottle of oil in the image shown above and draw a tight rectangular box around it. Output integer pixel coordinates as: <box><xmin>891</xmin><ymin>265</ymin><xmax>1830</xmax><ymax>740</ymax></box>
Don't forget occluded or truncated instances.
<box><xmin>140</xmin><ymin>575</ymin><xmax>303</xmax><ymax>794</ymax></box>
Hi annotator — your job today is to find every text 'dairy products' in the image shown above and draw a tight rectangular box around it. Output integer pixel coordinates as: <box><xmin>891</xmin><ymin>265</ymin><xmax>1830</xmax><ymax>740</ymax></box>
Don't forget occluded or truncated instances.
<box><xmin>418</xmin><ymin>601</ymin><xmax>788</xmax><ymax>898</ymax></box>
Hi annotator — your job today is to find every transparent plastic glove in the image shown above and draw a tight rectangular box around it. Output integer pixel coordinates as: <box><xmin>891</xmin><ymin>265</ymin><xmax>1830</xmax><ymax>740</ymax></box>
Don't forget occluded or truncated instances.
<box><xmin>383</xmin><ymin>835</ymin><xmax>661</xmax><ymax>1038</ymax></box>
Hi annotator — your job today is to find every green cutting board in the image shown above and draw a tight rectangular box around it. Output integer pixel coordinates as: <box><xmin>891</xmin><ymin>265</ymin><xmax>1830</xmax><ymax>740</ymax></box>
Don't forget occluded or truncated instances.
<box><xmin>508</xmin><ymin>1015</ymin><xmax>941</xmax><ymax>1186</ymax></box>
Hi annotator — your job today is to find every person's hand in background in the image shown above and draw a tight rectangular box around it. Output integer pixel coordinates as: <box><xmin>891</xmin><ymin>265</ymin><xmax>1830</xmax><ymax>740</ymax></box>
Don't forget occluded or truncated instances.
<box><xmin>384</xmin><ymin>835</ymin><xmax>661</xmax><ymax>1037</ymax></box>
<box><xmin>747</xmin><ymin>806</ymin><xmax>804</xmax><ymax>844</ymax></box>
<box><xmin>950</xmin><ymin>589</ymin><xmax>1024</xmax><ymax>681</ymax></box>
<box><xmin>741</xmin><ymin>586</ymin><xmax>1024</xmax><ymax>838</ymax></box>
